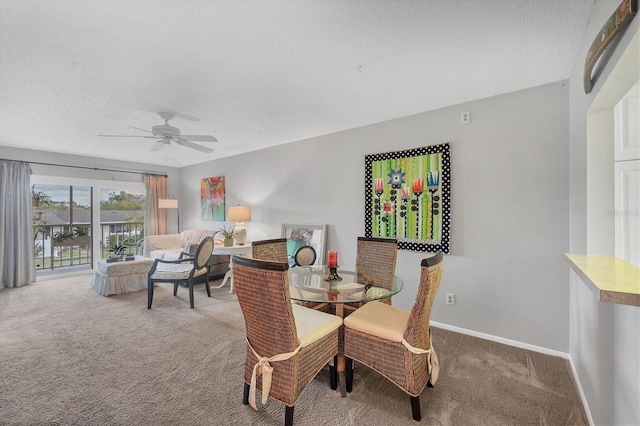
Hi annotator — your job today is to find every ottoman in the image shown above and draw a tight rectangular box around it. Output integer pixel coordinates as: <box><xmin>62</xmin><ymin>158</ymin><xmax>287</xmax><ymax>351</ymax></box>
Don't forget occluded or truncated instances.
<box><xmin>91</xmin><ymin>256</ymin><xmax>154</xmax><ymax>296</ymax></box>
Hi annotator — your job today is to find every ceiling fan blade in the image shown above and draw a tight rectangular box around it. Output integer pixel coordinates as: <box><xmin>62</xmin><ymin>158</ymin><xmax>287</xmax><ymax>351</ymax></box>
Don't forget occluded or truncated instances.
<box><xmin>98</xmin><ymin>134</ymin><xmax>155</xmax><ymax>138</ymax></box>
<box><xmin>177</xmin><ymin>138</ymin><xmax>215</xmax><ymax>153</ymax></box>
<box><xmin>150</xmin><ymin>141</ymin><xmax>167</xmax><ymax>151</ymax></box>
<box><xmin>129</xmin><ymin>126</ymin><xmax>154</xmax><ymax>134</ymax></box>
<box><xmin>180</xmin><ymin>135</ymin><xmax>218</xmax><ymax>142</ymax></box>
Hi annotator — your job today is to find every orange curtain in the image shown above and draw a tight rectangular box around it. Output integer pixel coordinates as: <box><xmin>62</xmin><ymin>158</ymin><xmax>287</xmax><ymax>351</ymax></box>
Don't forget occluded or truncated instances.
<box><xmin>144</xmin><ymin>175</ymin><xmax>168</xmax><ymax>236</ymax></box>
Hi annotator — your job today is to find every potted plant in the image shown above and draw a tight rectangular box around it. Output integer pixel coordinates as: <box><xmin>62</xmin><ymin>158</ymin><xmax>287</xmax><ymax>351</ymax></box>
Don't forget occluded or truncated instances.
<box><xmin>31</xmin><ymin>185</ymin><xmax>52</xmax><ymax>208</ymax></box>
<box><xmin>215</xmin><ymin>225</ymin><xmax>236</xmax><ymax>247</ymax></box>
<box><xmin>53</xmin><ymin>225</ymin><xmax>90</xmax><ymax>247</ymax></box>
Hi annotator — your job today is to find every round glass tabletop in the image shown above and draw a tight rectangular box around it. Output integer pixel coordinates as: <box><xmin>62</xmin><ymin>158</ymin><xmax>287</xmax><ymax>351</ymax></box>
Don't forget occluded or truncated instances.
<box><xmin>288</xmin><ymin>265</ymin><xmax>403</xmax><ymax>304</ymax></box>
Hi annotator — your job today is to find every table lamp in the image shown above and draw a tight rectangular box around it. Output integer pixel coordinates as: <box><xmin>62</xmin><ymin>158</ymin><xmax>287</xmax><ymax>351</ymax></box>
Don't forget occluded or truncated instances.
<box><xmin>228</xmin><ymin>205</ymin><xmax>251</xmax><ymax>245</ymax></box>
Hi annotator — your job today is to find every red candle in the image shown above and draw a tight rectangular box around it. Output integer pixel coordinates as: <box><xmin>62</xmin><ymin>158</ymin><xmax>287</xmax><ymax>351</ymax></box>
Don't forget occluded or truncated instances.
<box><xmin>328</xmin><ymin>250</ymin><xmax>337</xmax><ymax>267</ymax></box>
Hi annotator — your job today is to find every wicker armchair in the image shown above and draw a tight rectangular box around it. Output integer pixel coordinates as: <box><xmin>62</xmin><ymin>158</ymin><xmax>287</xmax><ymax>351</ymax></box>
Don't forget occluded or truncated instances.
<box><xmin>251</xmin><ymin>238</ymin><xmax>289</xmax><ymax>262</ymax></box>
<box><xmin>146</xmin><ymin>237</ymin><xmax>214</xmax><ymax>309</ymax></box>
<box><xmin>343</xmin><ymin>251</ymin><xmax>444</xmax><ymax>421</ymax></box>
<box><xmin>232</xmin><ymin>256</ymin><xmax>342</xmax><ymax>426</ymax></box>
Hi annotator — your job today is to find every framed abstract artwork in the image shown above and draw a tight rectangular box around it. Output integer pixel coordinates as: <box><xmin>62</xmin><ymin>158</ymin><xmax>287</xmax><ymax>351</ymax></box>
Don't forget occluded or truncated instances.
<box><xmin>364</xmin><ymin>143</ymin><xmax>451</xmax><ymax>254</ymax></box>
<box><xmin>281</xmin><ymin>223</ymin><xmax>327</xmax><ymax>266</ymax></box>
<box><xmin>201</xmin><ymin>176</ymin><xmax>225</xmax><ymax>221</ymax></box>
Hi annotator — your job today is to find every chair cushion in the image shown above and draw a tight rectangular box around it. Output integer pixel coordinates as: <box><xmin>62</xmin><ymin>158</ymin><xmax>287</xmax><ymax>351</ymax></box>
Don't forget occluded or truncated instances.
<box><xmin>343</xmin><ymin>301</ymin><xmax>410</xmax><ymax>342</ymax></box>
<box><xmin>150</xmin><ymin>263</ymin><xmax>208</xmax><ymax>280</ymax></box>
<box><xmin>291</xmin><ymin>304</ymin><xmax>342</xmax><ymax>347</ymax></box>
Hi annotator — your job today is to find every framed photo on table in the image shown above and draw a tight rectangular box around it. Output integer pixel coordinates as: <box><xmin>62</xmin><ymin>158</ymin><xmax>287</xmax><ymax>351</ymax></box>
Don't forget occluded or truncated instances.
<box><xmin>281</xmin><ymin>223</ymin><xmax>327</xmax><ymax>266</ymax></box>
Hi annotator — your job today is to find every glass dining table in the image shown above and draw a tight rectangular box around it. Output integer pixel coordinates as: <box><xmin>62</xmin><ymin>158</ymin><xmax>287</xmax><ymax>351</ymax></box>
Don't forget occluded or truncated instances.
<box><xmin>288</xmin><ymin>265</ymin><xmax>404</xmax><ymax>396</ymax></box>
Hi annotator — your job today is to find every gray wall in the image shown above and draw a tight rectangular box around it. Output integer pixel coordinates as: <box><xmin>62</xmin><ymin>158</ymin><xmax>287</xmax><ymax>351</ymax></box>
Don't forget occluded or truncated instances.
<box><xmin>180</xmin><ymin>81</ymin><xmax>571</xmax><ymax>352</ymax></box>
<box><xmin>568</xmin><ymin>1</ymin><xmax>640</xmax><ymax>425</ymax></box>
<box><xmin>1</xmin><ymin>146</ymin><xmax>182</xmax><ymax>234</ymax></box>
<box><xmin>1</xmin><ymin>146</ymin><xmax>179</xmax><ymax>187</ymax></box>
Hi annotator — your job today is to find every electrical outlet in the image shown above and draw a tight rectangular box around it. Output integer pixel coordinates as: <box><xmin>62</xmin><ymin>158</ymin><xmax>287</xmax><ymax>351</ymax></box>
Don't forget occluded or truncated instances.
<box><xmin>446</xmin><ymin>293</ymin><xmax>455</xmax><ymax>305</ymax></box>
<box><xmin>460</xmin><ymin>112</ymin><xmax>470</xmax><ymax>124</ymax></box>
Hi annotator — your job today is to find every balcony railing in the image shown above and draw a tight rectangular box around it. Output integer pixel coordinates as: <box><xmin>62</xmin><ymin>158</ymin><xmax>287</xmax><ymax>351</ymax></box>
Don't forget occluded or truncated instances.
<box><xmin>34</xmin><ymin>222</ymin><xmax>144</xmax><ymax>271</ymax></box>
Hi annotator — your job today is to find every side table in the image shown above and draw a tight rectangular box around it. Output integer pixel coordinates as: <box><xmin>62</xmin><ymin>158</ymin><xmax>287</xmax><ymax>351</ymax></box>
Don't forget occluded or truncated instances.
<box><xmin>210</xmin><ymin>243</ymin><xmax>252</xmax><ymax>293</ymax></box>
<box><xmin>91</xmin><ymin>256</ymin><xmax>154</xmax><ymax>296</ymax></box>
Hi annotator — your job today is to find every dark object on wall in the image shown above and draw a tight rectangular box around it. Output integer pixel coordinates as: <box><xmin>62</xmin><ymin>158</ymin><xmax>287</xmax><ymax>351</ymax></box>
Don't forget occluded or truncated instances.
<box><xmin>584</xmin><ymin>0</ymin><xmax>637</xmax><ymax>94</ymax></box>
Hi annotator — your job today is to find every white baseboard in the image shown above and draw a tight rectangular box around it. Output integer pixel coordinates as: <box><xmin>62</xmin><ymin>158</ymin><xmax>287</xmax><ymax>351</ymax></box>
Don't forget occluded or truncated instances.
<box><xmin>430</xmin><ymin>321</ymin><xmax>569</xmax><ymax>359</ymax></box>
<box><xmin>568</xmin><ymin>356</ymin><xmax>595</xmax><ymax>426</ymax></box>
<box><xmin>36</xmin><ymin>270</ymin><xmax>93</xmax><ymax>282</ymax></box>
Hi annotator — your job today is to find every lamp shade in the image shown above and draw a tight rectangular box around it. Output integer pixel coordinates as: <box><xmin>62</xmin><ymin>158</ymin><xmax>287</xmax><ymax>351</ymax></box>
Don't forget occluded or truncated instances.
<box><xmin>228</xmin><ymin>205</ymin><xmax>251</xmax><ymax>222</ymax></box>
<box><xmin>158</xmin><ymin>198</ymin><xmax>179</xmax><ymax>209</ymax></box>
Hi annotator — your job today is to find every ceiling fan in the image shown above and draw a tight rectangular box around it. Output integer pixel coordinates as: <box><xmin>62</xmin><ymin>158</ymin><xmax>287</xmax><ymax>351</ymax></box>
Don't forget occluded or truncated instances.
<box><xmin>98</xmin><ymin>112</ymin><xmax>218</xmax><ymax>153</ymax></box>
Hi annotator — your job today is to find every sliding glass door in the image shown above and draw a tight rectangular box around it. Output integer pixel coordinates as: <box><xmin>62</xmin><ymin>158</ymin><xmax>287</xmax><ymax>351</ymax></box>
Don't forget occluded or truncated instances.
<box><xmin>31</xmin><ymin>177</ymin><xmax>145</xmax><ymax>276</ymax></box>
<box><xmin>32</xmin><ymin>184</ymin><xmax>92</xmax><ymax>272</ymax></box>
<box><xmin>99</xmin><ymin>186</ymin><xmax>145</xmax><ymax>258</ymax></box>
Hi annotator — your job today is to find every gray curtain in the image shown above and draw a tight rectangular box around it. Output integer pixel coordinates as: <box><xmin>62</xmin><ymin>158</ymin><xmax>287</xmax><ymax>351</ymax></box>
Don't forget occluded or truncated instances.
<box><xmin>144</xmin><ymin>175</ymin><xmax>168</xmax><ymax>237</ymax></box>
<box><xmin>0</xmin><ymin>161</ymin><xmax>36</xmax><ymax>288</ymax></box>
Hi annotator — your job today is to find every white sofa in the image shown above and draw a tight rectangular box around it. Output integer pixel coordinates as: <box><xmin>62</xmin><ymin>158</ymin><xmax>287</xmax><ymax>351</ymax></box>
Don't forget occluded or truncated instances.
<box><xmin>143</xmin><ymin>229</ymin><xmax>230</xmax><ymax>277</ymax></box>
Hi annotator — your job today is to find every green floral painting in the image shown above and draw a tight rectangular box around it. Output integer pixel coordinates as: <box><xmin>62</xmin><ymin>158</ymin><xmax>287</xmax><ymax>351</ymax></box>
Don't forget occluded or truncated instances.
<box><xmin>365</xmin><ymin>143</ymin><xmax>451</xmax><ymax>254</ymax></box>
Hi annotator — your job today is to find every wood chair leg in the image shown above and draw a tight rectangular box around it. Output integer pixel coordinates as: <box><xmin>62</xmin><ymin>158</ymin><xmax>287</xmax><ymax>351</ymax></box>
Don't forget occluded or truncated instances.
<box><xmin>188</xmin><ymin>282</ymin><xmax>195</xmax><ymax>308</ymax></box>
<box><xmin>329</xmin><ymin>359</ymin><xmax>337</xmax><ymax>390</ymax></box>
<box><xmin>285</xmin><ymin>406</ymin><xmax>294</xmax><ymax>426</ymax></box>
<box><xmin>346</xmin><ymin>357</ymin><xmax>353</xmax><ymax>393</ymax></box>
<box><xmin>410</xmin><ymin>395</ymin><xmax>421</xmax><ymax>421</ymax></box>
<box><xmin>147</xmin><ymin>280</ymin><xmax>153</xmax><ymax>309</ymax></box>
<box><xmin>205</xmin><ymin>277</ymin><xmax>211</xmax><ymax>297</ymax></box>
<box><xmin>243</xmin><ymin>382</ymin><xmax>250</xmax><ymax>405</ymax></box>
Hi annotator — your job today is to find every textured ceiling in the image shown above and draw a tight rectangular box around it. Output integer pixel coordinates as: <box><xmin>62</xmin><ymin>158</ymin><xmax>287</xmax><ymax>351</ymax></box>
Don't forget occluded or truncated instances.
<box><xmin>0</xmin><ymin>0</ymin><xmax>594</xmax><ymax>168</ymax></box>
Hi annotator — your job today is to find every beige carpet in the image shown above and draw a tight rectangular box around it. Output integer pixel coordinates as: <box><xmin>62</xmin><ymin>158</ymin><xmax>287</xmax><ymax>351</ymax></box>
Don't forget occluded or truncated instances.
<box><xmin>0</xmin><ymin>276</ymin><xmax>587</xmax><ymax>425</ymax></box>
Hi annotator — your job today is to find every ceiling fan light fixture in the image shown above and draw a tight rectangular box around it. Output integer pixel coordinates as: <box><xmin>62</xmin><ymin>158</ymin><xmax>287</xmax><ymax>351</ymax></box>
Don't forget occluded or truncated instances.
<box><xmin>151</xmin><ymin>124</ymin><xmax>180</xmax><ymax>140</ymax></box>
<box><xmin>98</xmin><ymin>110</ymin><xmax>217</xmax><ymax>152</ymax></box>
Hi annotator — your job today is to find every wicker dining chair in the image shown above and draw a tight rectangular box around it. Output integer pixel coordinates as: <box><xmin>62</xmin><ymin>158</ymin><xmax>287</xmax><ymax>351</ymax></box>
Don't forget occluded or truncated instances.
<box><xmin>343</xmin><ymin>251</ymin><xmax>444</xmax><ymax>422</ymax></box>
<box><xmin>232</xmin><ymin>256</ymin><xmax>342</xmax><ymax>426</ymax></box>
<box><xmin>147</xmin><ymin>237</ymin><xmax>214</xmax><ymax>309</ymax></box>
<box><xmin>353</xmin><ymin>236</ymin><xmax>398</xmax><ymax>306</ymax></box>
<box><xmin>252</xmin><ymin>238</ymin><xmax>289</xmax><ymax>262</ymax></box>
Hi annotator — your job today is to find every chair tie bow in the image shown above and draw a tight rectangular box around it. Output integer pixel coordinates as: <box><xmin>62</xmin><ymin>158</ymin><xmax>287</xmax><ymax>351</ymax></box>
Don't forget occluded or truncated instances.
<box><xmin>401</xmin><ymin>334</ymin><xmax>440</xmax><ymax>385</ymax></box>
<box><xmin>247</xmin><ymin>340</ymin><xmax>301</xmax><ymax>410</ymax></box>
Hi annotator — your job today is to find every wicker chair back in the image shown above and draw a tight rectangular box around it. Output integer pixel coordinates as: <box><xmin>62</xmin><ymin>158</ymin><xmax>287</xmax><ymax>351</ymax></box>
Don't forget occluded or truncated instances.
<box><xmin>194</xmin><ymin>237</ymin><xmax>215</xmax><ymax>269</ymax></box>
<box><xmin>355</xmin><ymin>237</ymin><xmax>398</xmax><ymax>291</ymax></box>
<box><xmin>251</xmin><ymin>238</ymin><xmax>288</xmax><ymax>262</ymax></box>
<box><xmin>343</xmin><ymin>251</ymin><xmax>444</xmax><ymax>421</ymax></box>
<box><xmin>404</xmin><ymin>251</ymin><xmax>444</xmax><ymax>357</ymax></box>
<box><xmin>293</xmin><ymin>245</ymin><xmax>316</xmax><ymax>266</ymax></box>
<box><xmin>233</xmin><ymin>256</ymin><xmax>298</xmax><ymax>357</ymax></box>
<box><xmin>233</xmin><ymin>256</ymin><xmax>340</xmax><ymax>424</ymax></box>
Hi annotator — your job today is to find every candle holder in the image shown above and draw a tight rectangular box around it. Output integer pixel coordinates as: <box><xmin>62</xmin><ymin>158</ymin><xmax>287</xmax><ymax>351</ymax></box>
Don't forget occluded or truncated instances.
<box><xmin>324</xmin><ymin>266</ymin><xmax>342</xmax><ymax>282</ymax></box>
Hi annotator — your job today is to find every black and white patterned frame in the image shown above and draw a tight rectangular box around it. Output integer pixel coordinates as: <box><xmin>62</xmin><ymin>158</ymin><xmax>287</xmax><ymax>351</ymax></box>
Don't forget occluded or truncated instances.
<box><xmin>364</xmin><ymin>143</ymin><xmax>451</xmax><ymax>254</ymax></box>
